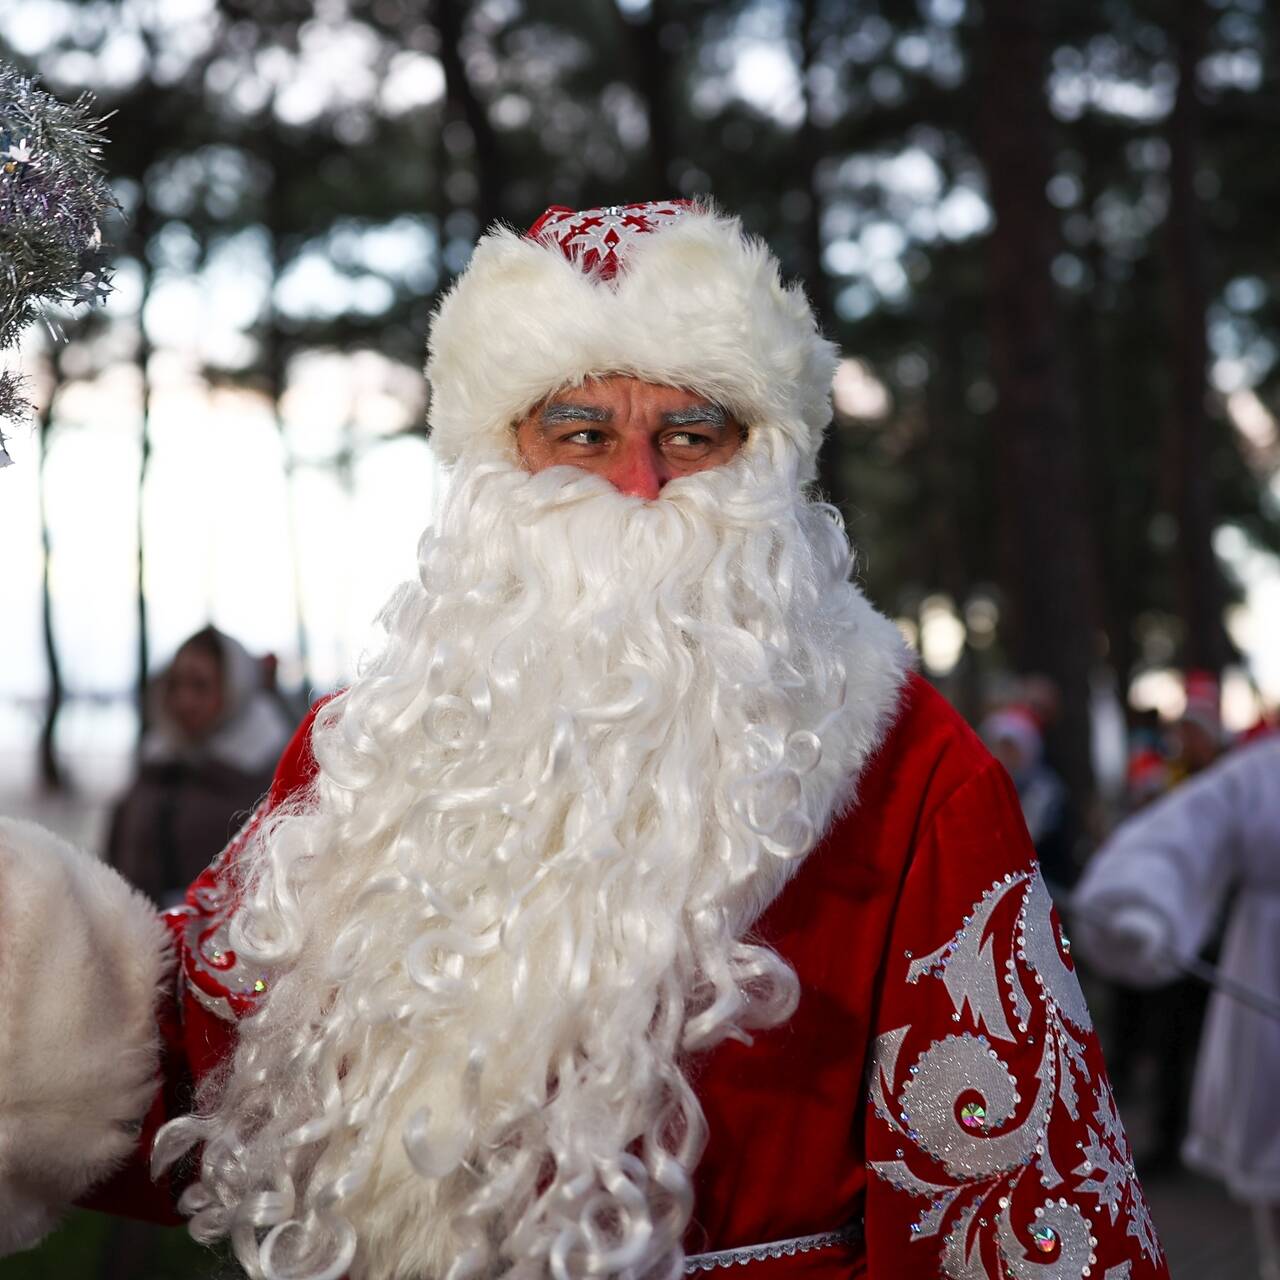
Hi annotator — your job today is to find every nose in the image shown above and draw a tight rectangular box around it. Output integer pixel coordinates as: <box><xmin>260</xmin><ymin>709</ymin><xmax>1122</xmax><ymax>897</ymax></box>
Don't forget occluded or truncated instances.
<box><xmin>605</xmin><ymin>440</ymin><xmax>666</xmax><ymax>500</ymax></box>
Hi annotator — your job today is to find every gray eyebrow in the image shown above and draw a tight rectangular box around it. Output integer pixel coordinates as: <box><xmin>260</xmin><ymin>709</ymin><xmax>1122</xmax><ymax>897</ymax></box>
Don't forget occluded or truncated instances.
<box><xmin>661</xmin><ymin>404</ymin><xmax>729</xmax><ymax>429</ymax></box>
<box><xmin>540</xmin><ymin>403</ymin><xmax>613</xmax><ymax>425</ymax></box>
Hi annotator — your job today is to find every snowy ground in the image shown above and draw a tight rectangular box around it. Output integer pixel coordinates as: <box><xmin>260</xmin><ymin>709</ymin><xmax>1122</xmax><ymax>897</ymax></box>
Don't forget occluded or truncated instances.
<box><xmin>0</xmin><ymin>756</ymin><xmax>120</xmax><ymax>856</ymax></box>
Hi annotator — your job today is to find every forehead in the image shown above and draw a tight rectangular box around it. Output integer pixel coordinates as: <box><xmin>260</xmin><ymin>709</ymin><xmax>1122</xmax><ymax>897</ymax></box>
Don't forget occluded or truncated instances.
<box><xmin>547</xmin><ymin>375</ymin><xmax>716</xmax><ymax>408</ymax></box>
<box><xmin>171</xmin><ymin>647</ymin><xmax>221</xmax><ymax>677</ymax></box>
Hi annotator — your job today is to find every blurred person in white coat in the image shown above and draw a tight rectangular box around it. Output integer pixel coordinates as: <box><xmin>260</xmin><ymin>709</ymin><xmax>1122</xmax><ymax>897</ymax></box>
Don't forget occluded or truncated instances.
<box><xmin>1074</xmin><ymin>733</ymin><xmax>1280</xmax><ymax>1278</ymax></box>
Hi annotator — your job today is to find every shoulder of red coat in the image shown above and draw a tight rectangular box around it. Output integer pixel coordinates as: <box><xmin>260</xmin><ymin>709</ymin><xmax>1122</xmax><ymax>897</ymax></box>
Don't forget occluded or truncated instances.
<box><xmin>267</xmin><ymin>690</ymin><xmax>344</xmax><ymax>805</ymax></box>
<box><xmin>854</xmin><ymin>670</ymin><xmax>997</xmax><ymax>823</ymax></box>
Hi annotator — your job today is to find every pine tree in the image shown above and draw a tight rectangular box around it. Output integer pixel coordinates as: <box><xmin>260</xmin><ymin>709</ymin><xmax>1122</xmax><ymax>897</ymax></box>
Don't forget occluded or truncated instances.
<box><xmin>0</xmin><ymin>63</ymin><xmax>116</xmax><ymax>463</ymax></box>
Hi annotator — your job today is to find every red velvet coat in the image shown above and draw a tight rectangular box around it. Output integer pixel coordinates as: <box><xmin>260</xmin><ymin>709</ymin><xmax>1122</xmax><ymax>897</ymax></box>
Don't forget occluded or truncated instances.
<box><xmin>86</xmin><ymin>674</ymin><xmax>1169</xmax><ymax>1279</ymax></box>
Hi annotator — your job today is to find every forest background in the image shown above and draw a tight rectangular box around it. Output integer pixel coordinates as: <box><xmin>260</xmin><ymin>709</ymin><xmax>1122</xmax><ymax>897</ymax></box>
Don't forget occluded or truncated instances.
<box><xmin>1</xmin><ymin>1</ymin><xmax>1278</xmax><ymax>1275</ymax></box>
<box><xmin>4</xmin><ymin>0</ymin><xmax>1280</xmax><ymax>810</ymax></box>
<box><xmin>5</xmin><ymin>0</ymin><xmax>1279</xmax><ymax>825</ymax></box>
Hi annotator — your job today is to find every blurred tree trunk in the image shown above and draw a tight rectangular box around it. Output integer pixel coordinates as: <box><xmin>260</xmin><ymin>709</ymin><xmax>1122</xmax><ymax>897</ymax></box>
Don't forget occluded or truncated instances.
<box><xmin>1165</xmin><ymin>0</ymin><xmax>1229</xmax><ymax>673</ymax></box>
<box><xmin>263</xmin><ymin>119</ymin><xmax>315</xmax><ymax>704</ymax></box>
<box><xmin>795</xmin><ymin>0</ymin><xmax>844</xmax><ymax>506</ymax></box>
<box><xmin>36</xmin><ymin>346</ymin><xmax>66</xmax><ymax>792</ymax></box>
<box><xmin>980</xmin><ymin>3</ymin><xmax>1096</xmax><ymax>804</ymax></box>
<box><xmin>1077</xmin><ymin>159</ymin><xmax>1136</xmax><ymax>695</ymax></box>
<box><xmin>133</xmin><ymin>198</ymin><xmax>155</xmax><ymax>742</ymax></box>
<box><xmin>925</xmin><ymin>302</ymin><xmax>985</xmax><ymax>722</ymax></box>
<box><xmin>128</xmin><ymin>47</ymin><xmax>168</xmax><ymax>746</ymax></box>
<box><xmin>1084</xmin><ymin>338</ymin><xmax>1139</xmax><ymax>692</ymax></box>
<box><xmin>624</xmin><ymin>0</ymin><xmax>676</xmax><ymax>195</ymax></box>
<box><xmin>794</xmin><ymin>0</ymin><xmax>832</xmax><ymax>326</ymax></box>
<box><xmin>435</xmin><ymin>0</ymin><xmax>502</xmax><ymax>231</ymax></box>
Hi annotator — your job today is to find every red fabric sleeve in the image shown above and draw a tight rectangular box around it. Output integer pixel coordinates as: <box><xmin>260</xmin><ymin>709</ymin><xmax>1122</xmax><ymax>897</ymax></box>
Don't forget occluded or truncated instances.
<box><xmin>79</xmin><ymin>701</ymin><xmax>328</xmax><ymax>1225</ymax></box>
<box><xmin>863</xmin><ymin>758</ymin><xmax>1170</xmax><ymax>1279</ymax></box>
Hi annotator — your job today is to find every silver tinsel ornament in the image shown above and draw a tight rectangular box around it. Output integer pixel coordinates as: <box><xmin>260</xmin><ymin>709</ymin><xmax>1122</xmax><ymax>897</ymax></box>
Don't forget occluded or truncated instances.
<box><xmin>0</xmin><ymin>62</ymin><xmax>118</xmax><ymax>465</ymax></box>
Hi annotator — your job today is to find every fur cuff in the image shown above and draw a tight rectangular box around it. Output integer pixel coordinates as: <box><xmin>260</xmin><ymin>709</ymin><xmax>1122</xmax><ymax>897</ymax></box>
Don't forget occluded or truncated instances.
<box><xmin>0</xmin><ymin>818</ymin><xmax>172</xmax><ymax>1254</ymax></box>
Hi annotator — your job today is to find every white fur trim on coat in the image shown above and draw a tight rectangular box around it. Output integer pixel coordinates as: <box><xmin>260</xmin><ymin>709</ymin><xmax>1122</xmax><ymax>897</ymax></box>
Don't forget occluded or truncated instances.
<box><xmin>425</xmin><ymin>206</ymin><xmax>840</xmax><ymax>482</ymax></box>
<box><xmin>0</xmin><ymin>818</ymin><xmax>172</xmax><ymax>1255</ymax></box>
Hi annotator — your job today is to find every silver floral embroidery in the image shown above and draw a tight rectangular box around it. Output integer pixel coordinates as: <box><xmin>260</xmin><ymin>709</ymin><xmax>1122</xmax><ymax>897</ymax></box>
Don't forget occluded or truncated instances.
<box><xmin>869</xmin><ymin>865</ymin><xmax>1162</xmax><ymax>1278</ymax></box>
<box><xmin>898</xmin><ymin>1032</ymin><xmax>1052</xmax><ymax>1179</ymax></box>
<box><xmin>1073</xmin><ymin>1081</ymin><xmax>1161</xmax><ymax>1262</ymax></box>
<box><xmin>1018</xmin><ymin>874</ymin><xmax>1092</xmax><ymax>1031</ymax></box>
<box><xmin>940</xmin><ymin>1201</ymin><xmax>985</xmax><ymax>1280</ymax></box>
<box><xmin>177</xmin><ymin>796</ymin><xmax>272</xmax><ymax>1022</ymax></box>
<box><xmin>995</xmin><ymin>1199</ymin><xmax>1095</xmax><ymax>1280</ymax></box>
<box><xmin>907</xmin><ymin>876</ymin><xmax>1020</xmax><ymax>1041</ymax></box>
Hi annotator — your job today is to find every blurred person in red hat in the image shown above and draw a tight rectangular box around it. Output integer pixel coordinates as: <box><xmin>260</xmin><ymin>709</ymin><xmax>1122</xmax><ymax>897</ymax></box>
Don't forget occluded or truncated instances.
<box><xmin>1125</xmin><ymin>747</ymin><xmax>1171</xmax><ymax>811</ymax></box>
<box><xmin>1168</xmin><ymin>669</ymin><xmax>1225</xmax><ymax>785</ymax></box>
<box><xmin>0</xmin><ymin>202</ymin><xmax>1168</xmax><ymax>1280</ymax></box>
<box><xmin>981</xmin><ymin>703</ymin><xmax>1078</xmax><ymax>894</ymax></box>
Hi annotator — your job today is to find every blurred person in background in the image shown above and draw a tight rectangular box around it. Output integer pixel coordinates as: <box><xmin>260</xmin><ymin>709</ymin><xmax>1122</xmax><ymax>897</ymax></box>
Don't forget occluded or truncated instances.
<box><xmin>1167</xmin><ymin>668</ymin><xmax>1225</xmax><ymax>785</ymax></box>
<box><xmin>96</xmin><ymin>626</ymin><xmax>294</xmax><ymax>1277</ymax></box>
<box><xmin>1125</xmin><ymin>745</ymin><xmax>1171</xmax><ymax>812</ymax></box>
<box><xmin>981</xmin><ymin>702</ymin><xmax>1078</xmax><ymax>893</ymax></box>
<box><xmin>260</xmin><ymin>649</ymin><xmax>313</xmax><ymax>728</ymax></box>
<box><xmin>1093</xmin><ymin>678</ymin><xmax>1225</xmax><ymax>1179</ymax></box>
<box><xmin>1074</xmin><ymin>732</ymin><xmax>1280</xmax><ymax>1279</ymax></box>
<box><xmin>1103</xmin><ymin>715</ymin><xmax>1184</xmax><ymax>1173</ymax></box>
<box><xmin>107</xmin><ymin>625</ymin><xmax>295</xmax><ymax>908</ymax></box>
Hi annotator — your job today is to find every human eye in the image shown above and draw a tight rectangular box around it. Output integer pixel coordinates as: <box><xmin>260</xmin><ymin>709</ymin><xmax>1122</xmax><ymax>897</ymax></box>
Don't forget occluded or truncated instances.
<box><xmin>539</xmin><ymin>403</ymin><xmax>610</xmax><ymax>448</ymax></box>
<box><xmin>662</xmin><ymin>428</ymin><xmax>715</xmax><ymax>457</ymax></box>
<box><xmin>561</xmin><ymin>427</ymin><xmax>607</xmax><ymax>446</ymax></box>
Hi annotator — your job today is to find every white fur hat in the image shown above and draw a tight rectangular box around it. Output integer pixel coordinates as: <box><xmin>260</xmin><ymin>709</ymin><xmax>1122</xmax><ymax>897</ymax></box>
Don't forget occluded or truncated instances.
<box><xmin>424</xmin><ymin>201</ymin><xmax>839</xmax><ymax>482</ymax></box>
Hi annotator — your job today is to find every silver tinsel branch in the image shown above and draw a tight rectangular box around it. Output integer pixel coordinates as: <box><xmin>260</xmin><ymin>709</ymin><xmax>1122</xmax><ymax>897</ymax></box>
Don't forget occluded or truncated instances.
<box><xmin>0</xmin><ymin>63</ymin><xmax>118</xmax><ymax>466</ymax></box>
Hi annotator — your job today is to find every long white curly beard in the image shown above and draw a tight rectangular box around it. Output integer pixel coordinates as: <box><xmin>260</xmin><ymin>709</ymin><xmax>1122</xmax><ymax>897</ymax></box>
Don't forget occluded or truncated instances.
<box><xmin>154</xmin><ymin>439</ymin><xmax>906</xmax><ymax>1280</ymax></box>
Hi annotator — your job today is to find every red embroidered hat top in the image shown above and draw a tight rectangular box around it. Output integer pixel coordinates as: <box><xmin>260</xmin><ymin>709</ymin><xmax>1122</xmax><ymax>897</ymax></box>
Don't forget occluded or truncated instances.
<box><xmin>527</xmin><ymin>200</ymin><xmax>693</xmax><ymax>279</ymax></box>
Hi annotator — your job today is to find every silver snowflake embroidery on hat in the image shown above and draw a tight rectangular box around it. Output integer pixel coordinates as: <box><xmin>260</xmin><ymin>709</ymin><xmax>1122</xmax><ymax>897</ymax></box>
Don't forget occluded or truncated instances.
<box><xmin>529</xmin><ymin>200</ymin><xmax>691</xmax><ymax>278</ymax></box>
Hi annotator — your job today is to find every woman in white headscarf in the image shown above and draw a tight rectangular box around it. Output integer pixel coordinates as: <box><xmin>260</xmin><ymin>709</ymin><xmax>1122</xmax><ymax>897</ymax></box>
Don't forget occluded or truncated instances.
<box><xmin>106</xmin><ymin>626</ymin><xmax>296</xmax><ymax>908</ymax></box>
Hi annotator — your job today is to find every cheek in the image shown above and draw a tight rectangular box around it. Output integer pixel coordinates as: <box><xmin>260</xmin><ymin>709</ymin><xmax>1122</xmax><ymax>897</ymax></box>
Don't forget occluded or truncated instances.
<box><xmin>514</xmin><ymin>424</ymin><xmax>551</xmax><ymax>472</ymax></box>
<box><xmin>683</xmin><ymin>437</ymin><xmax>744</xmax><ymax>473</ymax></box>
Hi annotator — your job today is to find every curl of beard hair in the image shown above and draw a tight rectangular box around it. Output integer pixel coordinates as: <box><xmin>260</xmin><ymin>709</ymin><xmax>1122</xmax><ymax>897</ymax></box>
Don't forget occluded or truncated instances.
<box><xmin>153</xmin><ymin>435</ymin><xmax>884</xmax><ymax>1280</ymax></box>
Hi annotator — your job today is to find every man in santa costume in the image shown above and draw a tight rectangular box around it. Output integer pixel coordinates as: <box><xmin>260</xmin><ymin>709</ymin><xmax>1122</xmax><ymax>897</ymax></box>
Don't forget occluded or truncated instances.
<box><xmin>0</xmin><ymin>201</ymin><xmax>1166</xmax><ymax>1280</ymax></box>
